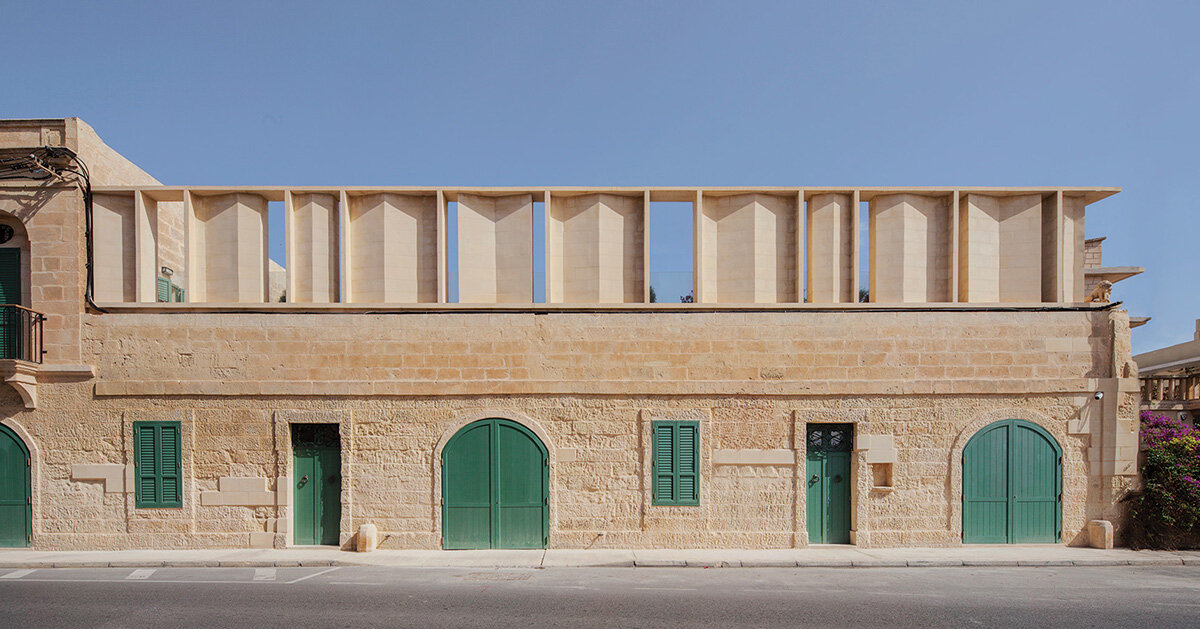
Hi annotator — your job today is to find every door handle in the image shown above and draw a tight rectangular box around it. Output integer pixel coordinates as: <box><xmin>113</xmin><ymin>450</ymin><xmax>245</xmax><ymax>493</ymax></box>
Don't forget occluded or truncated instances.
<box><xmin>809</xmin><ymin>475</ymin><xmax>819</xmax><ymax>485</ymax></box>
<box><xmin>298</xmin><ymin>475</ymin><xmax>309</xmax><ymax>487</ymax></box>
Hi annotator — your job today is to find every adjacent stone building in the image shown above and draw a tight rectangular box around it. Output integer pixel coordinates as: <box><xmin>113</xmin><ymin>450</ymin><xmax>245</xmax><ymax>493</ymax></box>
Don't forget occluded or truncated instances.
<box><xmin>1135</xmin><ymin>318</ymin><xmax>1200</xmax><ymax>426</ymax></box>
<box><xmin>0</xmin><ymin>118</ymin><xmax>1141</xmax><ymax>551</ymax></box>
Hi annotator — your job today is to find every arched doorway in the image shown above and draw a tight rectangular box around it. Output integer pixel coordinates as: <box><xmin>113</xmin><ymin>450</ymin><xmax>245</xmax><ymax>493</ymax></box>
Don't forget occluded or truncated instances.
<box><xmin>963</xmin><ymin>419</ymin><xmax>1062</xmax><ymax>544</ymax></box>
<box><xmin>0</xmin><ymin>425</ymin><xmax>31</xmax><ymax>547</ymax></box>
<box><xmin>441</xmin><ymin>418</ymin><xmax>548</xmax><ymax>549</ymax></box>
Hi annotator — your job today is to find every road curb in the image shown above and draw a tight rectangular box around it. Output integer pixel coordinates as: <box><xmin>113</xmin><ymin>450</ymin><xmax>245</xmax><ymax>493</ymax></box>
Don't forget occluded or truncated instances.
<box><xmin>0</xmin><ymin>558</ymin><xmax>1190</xmax><ymax>570</ymax></box>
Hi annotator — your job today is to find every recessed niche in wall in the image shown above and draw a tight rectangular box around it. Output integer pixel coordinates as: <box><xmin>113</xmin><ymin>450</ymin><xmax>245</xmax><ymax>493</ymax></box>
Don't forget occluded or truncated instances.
<box><xmin>187</xmin><ymin>191</ymin><xmax>271</xmax><ymax>303</ymax></box>
<box><xmin>346</xmin><ymin>192</ymin><xmax>438</xmax><ymax>303</ymax></box>
<box><xmin>285</xmin><ymin>192</ymin><xmax>339</xmax><ymax>303</ymax></box>
<box><xmin>958</xmin><ymin>193</ymin><xmax>1044</xmax><ymax>303</ymax></box>
<box><xmin>868</xmin><ymin>193</ymin><xmax>953</xmax><ymax>303</ymax></box>
<box><xmin>91</xmin><ymin>192</ymin><xmax>137</xmax><ymax>302</ymax></box>
<box><xmin>456</xmin><ymin>193</ymin><xmax>533</xmax><ymax>304</ymax></box>
<box><xmin>871</xmin><ymin>462</ymin><xmax>893</xmax><ymax>490</ymax></box>
<box><xmin>698</xmin><ymin>192</ymin><xmax>798</xmax><ymax>303</ymax></box>
<box><xmin>547</xmin><ymin>192</ymin><xmax>644</xmax><ymax>303</ymax></box>
<box><xmin>806</xmin><ymin>191</ymin><xmax>856</xmax><ymax>303</ymax></box>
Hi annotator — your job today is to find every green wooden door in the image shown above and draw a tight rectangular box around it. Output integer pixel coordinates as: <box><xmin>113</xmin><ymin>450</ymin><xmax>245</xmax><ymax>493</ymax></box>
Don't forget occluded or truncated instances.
<box><xmin>443</xmin><ymin>419</ymin><xmax>548</xmax><ymax>549</ymax></box>
<box><xmin>0</xmin><ymin>248</ymin><xmax>21</xmax><ymax>359</ymax></box>
<box><xmin>963</xmin><ymin>419</ymin><xmax>1061</xmax><ymax>544</ymax></box>
<box><xmin>0</xmin><ymin>425</ymin><xmax>31</xmax><ymax>547</ymax></box>
<box><xmin>806</xmin><ymin>424</ymin><xmax>852</xmax><ymax>544</ymax></box>
<box><xmin>292</xmin><ymin>425</ymin><xmax>341</xmax><ymax>546</ymax></box>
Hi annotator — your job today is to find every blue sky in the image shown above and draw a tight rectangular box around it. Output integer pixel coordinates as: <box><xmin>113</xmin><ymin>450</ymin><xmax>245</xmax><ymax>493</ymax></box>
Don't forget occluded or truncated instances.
<box><xmin>3</xmin><ymin>1</ymin><xmax>1197</xmax><ymax>353</ymax></box>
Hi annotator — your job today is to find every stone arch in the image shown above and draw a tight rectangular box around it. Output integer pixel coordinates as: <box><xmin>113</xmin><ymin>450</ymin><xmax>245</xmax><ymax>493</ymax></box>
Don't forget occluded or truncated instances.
<box><xmin>0</xmin><ymin>210</ymin><xmax>31</xmax><ymax>308</ymax></box>
<box><xmin>0</xmin><ymin>417</ymin><xmax>38</xmax><ymax>544</ymax></box>
<box><xmin>947</xmin><ymin>407</ymin><xmax>1079</xmax><ymax>543</ymax></box>
<box><xmin>430</xmin><ymin>410</ymin><xmax>557</xmax><ymax>545</ymax></box>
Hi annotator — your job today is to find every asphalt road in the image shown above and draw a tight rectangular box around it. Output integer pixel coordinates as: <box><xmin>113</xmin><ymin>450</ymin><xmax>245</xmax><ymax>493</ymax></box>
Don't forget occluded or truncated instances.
<box><xmin>0</xmin><ymin>565</ymin><xmax>1196</xmax><ymax>628</ymax></box>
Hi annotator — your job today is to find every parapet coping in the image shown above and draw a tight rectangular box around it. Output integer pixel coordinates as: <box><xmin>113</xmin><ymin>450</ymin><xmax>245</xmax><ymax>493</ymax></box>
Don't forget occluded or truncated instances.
<box><xmin>91</xmin><ymin>302</ymin><xmax>1120</xmax><ymax>314</ymax></box>
<box><xmin>90</xmin><ymin>185</ymin><xmax>1121</xmax><ymax>204</ymax></box>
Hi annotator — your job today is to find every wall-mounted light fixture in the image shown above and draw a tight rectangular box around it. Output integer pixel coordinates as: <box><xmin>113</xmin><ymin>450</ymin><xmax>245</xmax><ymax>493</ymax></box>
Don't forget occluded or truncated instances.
<box><xmin>160</xmin><ymin>266</ymin><xmax>174</xmax><ymax>277</ymax></box>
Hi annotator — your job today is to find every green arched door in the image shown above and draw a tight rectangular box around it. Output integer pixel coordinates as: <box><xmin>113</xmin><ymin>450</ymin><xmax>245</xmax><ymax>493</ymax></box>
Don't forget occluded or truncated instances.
<box><xmin>0</xmin><ymin>425</ymin><xmax>31</xmax><ymax>547</ymax></box>
<box><xmin>963</xmin><ymin>419</ymin><xmax>1062</xmax><ymax>544</ymax></box>
<box><xmin>442</xmin><ymin>419</ymin><xmax>548</xmax><ymax>549</ymax></box>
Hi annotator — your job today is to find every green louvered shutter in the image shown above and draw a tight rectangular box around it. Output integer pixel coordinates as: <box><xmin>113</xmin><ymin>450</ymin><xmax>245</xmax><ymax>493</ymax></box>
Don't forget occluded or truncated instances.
<box><xmin>156</xmin><ymin>277</ymin><xmax>170</xmax><ymax>302</ymax></box>
<box><xmin>676</xmin><ymin>423</ymin><xmax>699</xmax><ymax>504</ymax></box>
<box><xmin>159</xmin><ymin>423</ymin><xmax>182</xmax><ymax>505</ymax></box>
<box><xmin>653</xmin><ymin>423</ymin><xmax>675</xmax><ymax>504</ymax></box>
<box><xmin>0</xmin><ymin>249</ymin><xmax>21</xmax><ymax>360</ymax></box>
<box><xmin>652</xmin><ymin>421</ymin><xmax>700</xmax><ymax>506</ymax></box>
<box><xmin>134</xmin><ymin>421</ymin><xmax>182</xmax><ymax>508</ymax></box>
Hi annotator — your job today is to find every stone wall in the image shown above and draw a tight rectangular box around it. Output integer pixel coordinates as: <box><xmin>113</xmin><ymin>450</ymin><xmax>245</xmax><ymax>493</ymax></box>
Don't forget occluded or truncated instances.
<box><xmin>12</xmin><ymin>380</ymin><xmax>1119</xmax><ymax>551</ymax></box>
<box><xmin>83</xmin><ymin>309</ymin><xmax>1112</xmax><ymax>391</ymax></box>
<box><xmin>0</xmin><ymin>306</ymin><xmax>1135</xmax><ymax>550</ymax></box>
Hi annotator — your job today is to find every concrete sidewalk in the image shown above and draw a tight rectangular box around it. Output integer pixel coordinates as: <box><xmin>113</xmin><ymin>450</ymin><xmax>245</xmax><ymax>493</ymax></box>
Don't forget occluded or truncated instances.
<box><xmin>0</xmin><ymin>546</ymin><xmax>1197</xmax><ymax>569</ymax></box>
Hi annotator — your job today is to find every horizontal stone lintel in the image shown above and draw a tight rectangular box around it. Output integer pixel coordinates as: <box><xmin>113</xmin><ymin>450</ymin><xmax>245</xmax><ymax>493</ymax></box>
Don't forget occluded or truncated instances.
<box><xmin>712</xmin><ymin>449</ymin><xmax>794</xmax><ymax>466</ymax></box>
<box><xmin>94</xmin><ymin>378</ymin><xmax>1121</xmax><ymax>398</ymax></box>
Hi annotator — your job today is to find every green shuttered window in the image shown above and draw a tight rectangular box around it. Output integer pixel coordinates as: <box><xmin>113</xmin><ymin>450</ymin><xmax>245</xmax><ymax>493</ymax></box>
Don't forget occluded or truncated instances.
<box><xmin>652</xmin><ymin>420</ymin><xmax>700</xmax><ymax>506</ymax></box>
<box><xmin>156</xmin><ymin>277</ymin><xmax>185</xmax><ymax>303</ymax></box>
<box><xmin>134</xmin><ymin>421</ymin><xmax>182</xmax><ymax>508</ymax></box>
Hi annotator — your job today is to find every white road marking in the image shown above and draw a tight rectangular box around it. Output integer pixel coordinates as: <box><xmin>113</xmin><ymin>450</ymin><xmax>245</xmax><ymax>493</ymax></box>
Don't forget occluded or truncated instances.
<box><xmin>253</xmin><ymin>568</ymin><xmax>276</xmax><ymax>581</ymax></box>
<box><xmin>126</xmin><ymin>569</ymin><xmax>156</xmax><ymax>580</ymax></box>
<box><xmin>286</xmin><ymin>567</ymin><xmax>339</xmax><ymax>584</ymax></box>
<box><xmin>634</xmin><ymin>587</ymin><xmax>696</xmax><ymax>591</ymax></box>
<box><xmin>0</xmin><ymin>569</ymin><xmax>34</xmax><ymax>579</ymax></box>
<box><xmin>0</xmin><ymin>579</ymin><xmax>281</xmax><ymax>585</ymax></box>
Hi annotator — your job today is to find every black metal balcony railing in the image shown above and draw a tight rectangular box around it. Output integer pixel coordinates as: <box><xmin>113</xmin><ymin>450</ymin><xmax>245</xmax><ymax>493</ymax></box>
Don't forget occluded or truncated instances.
<box><xmin>0</xmin><ymin>305</ymin><xmax>44</xmax><ymax>363</ymax></box>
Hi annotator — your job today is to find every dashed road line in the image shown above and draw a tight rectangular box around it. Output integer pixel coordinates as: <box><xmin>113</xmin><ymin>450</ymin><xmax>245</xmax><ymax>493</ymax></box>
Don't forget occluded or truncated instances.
<box><xmin>126</xmin><ymin>569</ymin><xmax>156</xmax><ymax>580</ymax></box>
<box><xmin>287</xmin><ymin>567</ymin><xmax>339</xmax><ymax>584</ymax></box>
<box><xmin>1</xmin><ymin>569</ymin><xmax>34</xmax><ymax>579</ymax></box>
<box><xmin>253</xmin><ymin>568</ymin><xmax>276</xmax><ymax>582</ymax></box>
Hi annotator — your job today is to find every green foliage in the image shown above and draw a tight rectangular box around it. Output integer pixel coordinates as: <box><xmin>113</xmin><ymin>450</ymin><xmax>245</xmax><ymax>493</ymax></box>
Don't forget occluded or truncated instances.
<box><xmin>1125</xmin><ymin>412</ymin><xmax>1200</xmax><ymax>549</ymax></box>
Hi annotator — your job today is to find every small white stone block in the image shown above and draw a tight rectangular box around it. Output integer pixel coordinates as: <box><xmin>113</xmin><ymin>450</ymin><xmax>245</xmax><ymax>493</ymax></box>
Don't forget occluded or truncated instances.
<box><xmin>1088</xmin><ymin>520</ymin><xmax>1114</xmax><ymax>549</ymax></box>
<box><xmin>248</xmin><ymin>531</ymin><xmax>275</xmax><ymax>549</ymax></box>
<box><xmin>70</xmin><ymin>463</ymin><xmax>127</xmax><ymax>493</ymax></box>
<box><xmin>558</xmin><ymin>448</ymin><xmax>577</xmax><ymax>463</ymax></box>
<box><xmin>218</xmin><ymin>476</ymin><xmax>269</xmax><ymax>493</ymax></box>
<box><xmin>199</xmin><ymin>491</ymin><xmax>224</xmax><ymax>506</ymax></box>
<box><xmin>855</xmin><ymin>435</ymin><xmax>897</xmax><ymax>464</ymax></box>
<box><xmin>356</xmin><ymin>523</ymin><xmax>378</xmax><ymax>552</ymax></box>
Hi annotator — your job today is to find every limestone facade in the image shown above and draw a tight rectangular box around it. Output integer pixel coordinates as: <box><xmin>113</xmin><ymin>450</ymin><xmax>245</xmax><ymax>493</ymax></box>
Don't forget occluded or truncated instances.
<box><xmin>0</xmin><ymin>118</ymin><xmax>1139</xmax><ymax>550</ymax></box>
